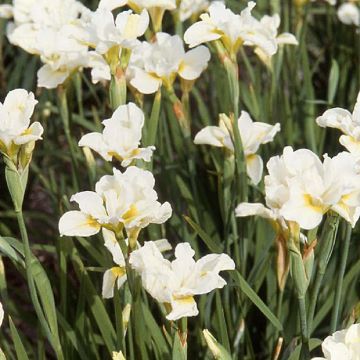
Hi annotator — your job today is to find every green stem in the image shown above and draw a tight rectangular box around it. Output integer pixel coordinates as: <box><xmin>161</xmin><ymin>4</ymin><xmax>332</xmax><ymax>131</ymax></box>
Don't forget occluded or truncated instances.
<box><xmin>17</xmin><ymin>210</ymin><xmax>64</xmax><ymax>360</ymax></box>
<box><xmin>330</xmin><ymin>223</ymin><xmax>352</xmax><ymax>332</ymax></box>
<box><xmin>223</xmin><ymin>56</ymin><xmax>248</xmax><ymax>203</ymax></box>
<box><xmin>166</xmin><ymin>86</ymin><xmax>190</xmax><ymax>138</ymax></box>
<box><xmin>110</xmin><ymin>66</ymin><xmax>127</xmax><ymax>110</ymax></box>
<box><xmin>114</xmin><ymin>288</ymin><xmax>125</xmax><ymax>351</ymax></box>
<box><xmin>145</xmin><ymin>88</ymin><xmax>162</xmax><ymax>148</ymax></box>
<box><xmin>298</xmin><ymin>297</ymin><xmax>310</xmax><ymax>360</ymax></box>
<box><xmin>58</xmin><ymin>87</ymin><xmax>79</xmax><ymax>192</ymax></box>
<box><xmin>307</xmin><ymin>214</ymin><xmax>339</xmax><ymax>334</ymax></box>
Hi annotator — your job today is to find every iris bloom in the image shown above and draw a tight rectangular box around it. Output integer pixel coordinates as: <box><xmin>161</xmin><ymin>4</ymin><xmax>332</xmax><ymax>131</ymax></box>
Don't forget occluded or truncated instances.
<box><xmin>312</xmin><ymin>323</ymin><xmax>360</xmax><ymax>360</ymax></box>
<box><xmin>1</xmin><ymin>0</ymin><xmax>94</xmax><ymax>88</ymax></box>
<box><xmin>253</xmin><ymin>14</ymin><xmax>298</xmax><ymax>66</ymax></box>
<box><xmin>129</xmin><ymin>242</ymin><xmax>235</xmax><ymax>321</ymax></box>
<box><xmin>101</xmin><ymin>228</ymin><xmax>171</xmax><ymax>298</ymax></box>
<box><xmin>194</xmin><ymin>112</ymin><xmax>280</xmax><ymax>185</ymax></box>
<box><xmin>316</xmin><ymin>91</ymin><xmax>360</xmax><ymax>156</ymax></box>
<box><xmin>237</xmin><ymin>147</ymin><xmax>360</xmax><ymax>230</ymax></box>
<box><xmin>0</xmin><ymin>89</ymin><xmax>43</xmax><ymax>161</ymax></box>
<box><xmin>337</xmin><ymin>3</ymin><xmax>360</xmax><ymax>26</ymax></box>
<box><xmin>79</xmin><ymin>103</ymin><xmax>154</xmax><ymax>166</ymax></box>
<box><xmin>184</xmin><ymin>2</ymin><xmax>279</xmax><ymax>58</ymax></box>
<box><xmin>127</xmin><ymin>32</ymin><xmax>210</xmax><ymax>94</ymax></box>
<box><xmin>59</xmin><ymin>166</ymin><xmax>172</xmax><ymax>239</ymax></box>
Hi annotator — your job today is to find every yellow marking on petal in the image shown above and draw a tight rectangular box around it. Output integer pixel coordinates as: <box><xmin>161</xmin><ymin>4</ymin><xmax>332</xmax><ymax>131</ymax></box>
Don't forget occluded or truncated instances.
<box><xmin>173</xmin><ymin>295</ymin><xmax>195</xmax><ymax>305</ymax></box>
<box><xmin>246</xmin><ymin>154</ymin><xmax>256</xmax><ymax>164</ymax></box>
<box><xmin>303</xmin><ymin>194</ymin><xmax>325</xmax><ymax>213</ymax></box>
<box><xmin>87</xmin><ymin>216</ymin><xmax>101</xmax><ymax>228</ymax></box>
<box><xmin>21</xmin><ymin>128</ymin><xmax>33</xmax><ymax>136</ymax></box>
<box><xmin>123</xmin><ymin>205</ymin><xmax>138</xmax><ymax>223</ymax></box>
<box><xmin>111</xmin><ymin>266</ymin><xmax>126</xmax><ymax>278</ymax></box>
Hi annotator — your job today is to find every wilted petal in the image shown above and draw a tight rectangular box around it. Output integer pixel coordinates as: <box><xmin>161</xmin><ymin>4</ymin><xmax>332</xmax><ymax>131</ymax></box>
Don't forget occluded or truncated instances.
<box><xmin>59</xmin><ymin>210</ymin><xmax>101</xmax><ymax>237</ymax></box>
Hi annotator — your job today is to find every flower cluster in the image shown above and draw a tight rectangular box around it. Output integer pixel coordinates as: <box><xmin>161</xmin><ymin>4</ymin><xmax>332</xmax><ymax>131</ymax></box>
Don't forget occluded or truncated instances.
<box><xmin>237</xmin><ymin>146</ymin><xmax>360</xmax><ymax>230</ymax></box>
<box><xmin>184</xmin><ymin>1</ymin><xmax>298</xmax><ymax>61</ymax></box>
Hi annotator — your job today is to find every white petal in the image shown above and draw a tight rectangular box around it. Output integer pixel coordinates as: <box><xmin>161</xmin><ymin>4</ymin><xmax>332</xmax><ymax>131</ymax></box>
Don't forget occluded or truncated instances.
<box><xmin>179</xmin><ymin>46</ymin><xmax>210</xmax><ymax>80</ymax></box>
<box><xmin>79</xmin><ymin>132</ymin><xmax>112</xmax><ymax>161</ymax></box>
<box><xmin>103</xmin><ymin>228</ymin><xmax>125</xmax><ymax>266</ymax></box>
<box><xmin>14</xmin><ymin>122</ymin><xmax>43</xmax><ymax>145</ymax></box>
<box><xmin>194</xmin><ymin>126</ymin><xmax>228</xmax><ymax>148</ymax></box>
<box><xmin>192</xmin><ymin>253</ymin><xmax>235</xmax><ymax>294</ymax></box>
<box><xmin>102</xmin><ymin>269</ymin><xmax>117</xmax><ymax>299</ymax></box>
<box><xmin>0</xmin><ymin>5</ymin><xmax>13</xmax><ymax>19</ymax></box>
<box><xmin>184</xmin><ymin>21</ymin><xmax>221</xmax><ymax>48</ymax></box>
<box><xmin>280</xmin><ymin>185</ymin><xmax>325</xmax><ymax>230</ymax></box>
<box><xmin>316</xmin><ymin>108</ymin><xmax>353</xmax><ymax>133</ymax></box>
<box><xmin>153</xmin><ymin>239</ymin><xmax>172</xmax><ymax>252</ymax></box>
<box><xmin>235</xmin><ymin>202</ymin><xmax>276</xmax><ymax>220</ymax></box>
<box><xmin>98</xmin><ymin>0</ymin><xmax>127</xmax><ymax>11</ymax></box>
<box><xmin>70</xmin><ymin>191</ymin><xmax>107</xmax><ymax>219</ymax></box>
<box><xmin>246</xmin><ymin>154</ymin><xmax>263</xmax><ymax>185</ymax></box>
<box><xmin>129</xmin><ymin>67</ymin><xmax>162</xmax><ymax>94</ymax></box>
<box><xmin>167</xmin><ymin>296</ymin><xmax>198</xmax><ymax>320</ymax></box>
<box><xmin>277</xmin><ymin>33</ymin><xmax>298</xmax><ymax>46</ymax></box>
<box><xmin>337</xmin><ymin>3</ymin><xmax>360</xmax><ymax>26</ymax></box>
<box><xmin>59</xmin><ymin>211</ymin><xmax>101</xmax><ymax>237</ymax></box>
<box><xmin>37</xmin><ymin>64</ymin><xmax>70</xmax><ymax>89</ymax></box>
<box><xmin>339</xmin><ymin>135</ymin><xmax>360</xmax><ymax>156</ymax></box>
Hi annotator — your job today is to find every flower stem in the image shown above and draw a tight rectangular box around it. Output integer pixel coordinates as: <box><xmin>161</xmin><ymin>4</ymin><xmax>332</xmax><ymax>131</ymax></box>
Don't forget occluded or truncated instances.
<box><xmin>110</xmin><ymin>66</ymin><xmax>127</xmax><ymax>110</ymax></box>
<box><xmin>298</xmin><ymin>296</ymin><xmax>310</xmax><ymax>360</ymax></box>
<box><xmin>330</xmin><ymin>222</ymin><xmax>352</xmax><ymax>332</ymax></box>
<box><xmin>57</xmin><ymin>86</ymin><xmax>79</xmax><ymax>192</ymax></box>
<box><xmin>307</xmin><ymin>213</ymin><xmax>339</xmax><ymax>334</ymax></box>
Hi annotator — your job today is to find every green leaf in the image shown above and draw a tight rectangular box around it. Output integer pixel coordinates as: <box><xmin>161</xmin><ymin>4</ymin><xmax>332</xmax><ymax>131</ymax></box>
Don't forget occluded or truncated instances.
<box><xmin>9</xmin><ymin>316</ymin><xmax>30</xmax><ymax>360</ymax></box>
<box><xmin>327</xmin><ymin>60</ymin><xmax>339</xmax><ymax>105</ymax></box>
<box><xmin>172</xmin><ymin>332</ymin><xmax>187</xmax><ymax>360</ymax></box>
<box><xmin>230</xmin><ymin>271</ymin><xmax>283</xmax><ymax>331</ymax></box>
<box><xmin>183</xmin><ymin>216</ymin><xmax>223</xmax><ymax>253</ymax></box>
